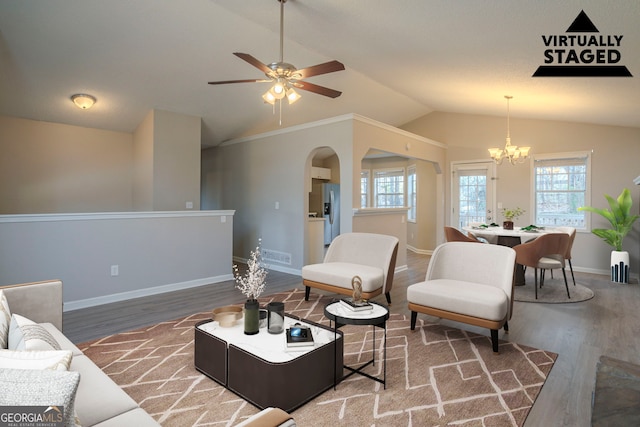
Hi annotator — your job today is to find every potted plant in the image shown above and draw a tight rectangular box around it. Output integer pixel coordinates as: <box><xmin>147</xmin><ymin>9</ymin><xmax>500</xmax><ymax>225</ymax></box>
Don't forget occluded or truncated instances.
<box><xmin>233</xmin><ymin>238</ymin><xmax>268</xmax><ymax>334</ymax></box>
<box><xmin>578</xmin><ymin>188</ymin><xmax>639</xmax><ymax>283</ymax></box>
<box><xmin>501</xmin><ymin>207</ymin><xmax>525</xmax><ymax>230</ymax></box>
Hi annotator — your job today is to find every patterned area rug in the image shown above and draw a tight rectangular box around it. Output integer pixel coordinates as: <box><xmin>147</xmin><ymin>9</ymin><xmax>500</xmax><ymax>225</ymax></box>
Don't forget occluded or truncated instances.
<box><xmin>79</xmin><ymin>289</ymin><xmax>557</xmax><ymax>426</ymax></box>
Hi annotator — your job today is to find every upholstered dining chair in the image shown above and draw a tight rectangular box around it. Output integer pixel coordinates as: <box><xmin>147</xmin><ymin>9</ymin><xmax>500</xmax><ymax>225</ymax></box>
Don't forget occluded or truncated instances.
<box><xmin>512</xmin><ymin>233</ymin><xmax>571</xmax><ymax>299</ymax></box>
<box><xmin>407</xmin><ymin>242</ymin><xmax>516</xmax><ymax>353</ymax></box>
<box><xmin>444</xmin><ymin>226</ymin><xmax>484</xmax><ymax>243</ymax></box>
<box><xmin>554</xmin><ymin>226</ymin><xmax>577</xmax><ymax>286</ymax></box>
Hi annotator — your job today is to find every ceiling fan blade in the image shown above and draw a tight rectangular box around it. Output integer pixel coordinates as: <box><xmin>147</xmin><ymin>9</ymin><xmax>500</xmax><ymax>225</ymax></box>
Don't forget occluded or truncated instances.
<box><xmin>233</xmin><ymin>52</ymin><xmax>272</xmax><ymax>75</ymax></box>
<box><xmin>296</xmin><ymin>60</ymin><xmax>345</xmax><ymax>79</ymax></box>
<box><xmin>208</xmin><ymin>79</ymin><xmax>271</xmax><ymax>85</ymax></box>
<box><xmin>294</xmin><ymin>81</ymin><xmax>342</xmax><ymax>98</ymax></box>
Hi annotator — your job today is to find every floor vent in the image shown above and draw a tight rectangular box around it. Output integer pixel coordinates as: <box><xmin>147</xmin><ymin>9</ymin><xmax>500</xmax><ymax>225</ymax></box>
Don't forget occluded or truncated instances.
<box><xmin>261</xmin><ymin>249</ymin><xmax>292</xmax><ymax>265</ymax></box>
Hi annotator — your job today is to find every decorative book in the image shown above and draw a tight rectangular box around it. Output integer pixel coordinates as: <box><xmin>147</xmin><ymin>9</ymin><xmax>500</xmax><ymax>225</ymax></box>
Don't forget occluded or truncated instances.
<box><xmin>339</xmin><ymin>298</ymin><xmax>373</xmax><ymax>312</ymax></box>
<box><xmin>286</xmin><ymin>326</ymin><xmax>314</xmax><ymax>347</ymax></box>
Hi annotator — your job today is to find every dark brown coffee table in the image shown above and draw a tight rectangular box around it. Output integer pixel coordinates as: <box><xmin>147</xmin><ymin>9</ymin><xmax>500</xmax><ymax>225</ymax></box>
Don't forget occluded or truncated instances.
<box><xmin>194</xmin><ymin>313</ymin><xmax>342</xmax><ymax>412</ymax></box>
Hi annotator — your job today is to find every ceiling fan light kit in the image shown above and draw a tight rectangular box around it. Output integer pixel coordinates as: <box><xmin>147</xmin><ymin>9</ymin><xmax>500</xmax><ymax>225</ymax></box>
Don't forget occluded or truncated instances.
<box><xmin>488</xmin><ymin>95</ymin><xmax>531</xmax><ymax>165</ymax></box>
<box><xmin>208</xmin><ymin>0</ymin><xmax>344</xmax><ymax>120</ymax></box>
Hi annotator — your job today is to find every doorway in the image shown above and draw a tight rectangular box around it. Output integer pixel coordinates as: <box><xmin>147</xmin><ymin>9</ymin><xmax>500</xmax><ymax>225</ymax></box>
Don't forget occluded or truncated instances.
<box><xmin>451</xmin><ymin>161</ymin><xmax>496</xmax><ymax>227</ymax></box>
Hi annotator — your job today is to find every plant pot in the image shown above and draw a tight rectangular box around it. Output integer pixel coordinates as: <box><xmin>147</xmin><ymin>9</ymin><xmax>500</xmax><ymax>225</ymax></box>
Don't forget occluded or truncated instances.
<box><xmin>244</xmin><ymin>299</ymin><xmax>260</xmax><ymax>335</ymax></box>
<box><xmin>503</xmin><ymin>220</ymin><xmax>514</xmax><ymax>230</ymax></box>
<box><xmin>611</xmin><ymin>250</ymin><xmax>630</xmax><ymax>283</ymax></box>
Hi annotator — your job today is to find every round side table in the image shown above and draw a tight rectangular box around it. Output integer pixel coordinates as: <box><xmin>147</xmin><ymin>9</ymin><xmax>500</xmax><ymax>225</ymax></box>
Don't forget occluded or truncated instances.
<box><xmin>324</xmin><ymin>300</ymin><xmax>389</xmax><ymax>389</ymax></box>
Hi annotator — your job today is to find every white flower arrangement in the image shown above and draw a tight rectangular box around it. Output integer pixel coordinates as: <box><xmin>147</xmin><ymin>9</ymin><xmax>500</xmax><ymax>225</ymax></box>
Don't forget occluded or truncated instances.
<box><xmin>233</xmin><ymin>238</ymin><xmax>268</xmax><ymax>300</ymax></box>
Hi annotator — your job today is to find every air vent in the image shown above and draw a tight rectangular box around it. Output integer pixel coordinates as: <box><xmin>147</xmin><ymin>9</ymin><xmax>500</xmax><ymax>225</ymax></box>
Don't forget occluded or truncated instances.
<box><xmin>261</xmin><ymin>248</ymin><xmax>292</xmax><ymax>265</ymax></box>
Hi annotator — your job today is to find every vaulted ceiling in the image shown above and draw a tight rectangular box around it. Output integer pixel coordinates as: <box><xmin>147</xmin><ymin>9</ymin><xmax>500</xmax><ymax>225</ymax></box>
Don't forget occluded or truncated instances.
<box><xmin>1</xmin><ymin>0</ymin><xmax>638</xmax><ymax>147</ymax></box>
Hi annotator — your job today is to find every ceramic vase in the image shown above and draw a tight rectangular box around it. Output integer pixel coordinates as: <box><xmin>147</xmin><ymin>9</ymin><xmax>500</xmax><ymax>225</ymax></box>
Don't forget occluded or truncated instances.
<box><xmin>244</xmin><ymin>299</ymin><xmax>260</xmax><ymax>335</ymax></box>
<box><xmin>611</xmin><ymin>250</ymin><xmax>630</xmax><ymax>283</ymax></box>
<box><xmin>503</xmin><ymin>220</ymin><xmax>514</xmax><ymax>230</ymax></box>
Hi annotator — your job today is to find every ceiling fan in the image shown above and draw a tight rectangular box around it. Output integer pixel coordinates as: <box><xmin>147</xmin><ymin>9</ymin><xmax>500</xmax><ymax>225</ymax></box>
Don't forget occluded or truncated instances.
<box><xmin>208</xmin><ymin>0</ymin><xmax>345</xmax><ymax>105</ymax></box>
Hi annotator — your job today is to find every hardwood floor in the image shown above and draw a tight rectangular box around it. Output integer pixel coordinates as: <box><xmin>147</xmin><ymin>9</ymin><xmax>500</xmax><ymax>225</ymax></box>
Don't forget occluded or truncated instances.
<box><xmin>64</xmin><ymin>250</ymin><xmax>640</xmax><ymax>426</ymax></box>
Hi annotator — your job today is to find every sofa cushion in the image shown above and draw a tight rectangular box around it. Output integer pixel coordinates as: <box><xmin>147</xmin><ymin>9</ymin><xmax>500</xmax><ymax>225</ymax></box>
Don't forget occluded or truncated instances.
<box><xmin>70</xmin><ymin>354</ymin><xmax>139</xmax><ymax>427</ymax></box>
<box><xmin>302</xmin><ymin>262</ymin><xmax>384</xmax><ymax>292</ymax></box>
<box><xmin>0</xmin><ymin>368</ymin><xmax>80</xmax><ymax>427</ymax></box>
<box><xmin>0</xmin><ymin>290</ymin><xmax>10</xmax><ymax>349</ymax></box>
<box><xmin>41</xmin><ymin>323</ymin><xmax>84</xmax><ymax>357</ymax></box>
<box><xmin>407</xmin><ymin>279</ymin><xmax>509</xmax><ymax>321</ymax></box>
<box><xmin>8</xmin><ymin>314</ymin><xmax>61</xmax><ymax>351</ymax></box>
<box><xmin>0</xmin><ymin>349</ymin><xmax>73</xmax><ymax>371</ymax></box>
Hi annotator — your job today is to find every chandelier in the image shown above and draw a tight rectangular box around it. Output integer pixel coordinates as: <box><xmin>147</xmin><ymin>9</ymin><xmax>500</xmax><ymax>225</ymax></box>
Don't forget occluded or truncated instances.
<box><xmin>488</xmin><ymin>96</ymin><xmax>531</xmax><ymax>165</ymax></box>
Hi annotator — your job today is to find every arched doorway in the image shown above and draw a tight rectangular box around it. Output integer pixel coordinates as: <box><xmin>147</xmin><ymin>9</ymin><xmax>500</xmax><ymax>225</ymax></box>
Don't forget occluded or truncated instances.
<box><xmin>304</xmin><ymin>147</ymin><xmax>340</xmax><ymax>265</ymax></box>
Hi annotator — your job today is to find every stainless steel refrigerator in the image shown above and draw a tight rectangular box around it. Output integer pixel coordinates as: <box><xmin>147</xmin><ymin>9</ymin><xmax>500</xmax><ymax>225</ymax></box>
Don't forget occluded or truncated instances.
<box><xmin>310</xmin><ymin>182</ymin><xmax>340</xmax><ymax>245</ymax></box>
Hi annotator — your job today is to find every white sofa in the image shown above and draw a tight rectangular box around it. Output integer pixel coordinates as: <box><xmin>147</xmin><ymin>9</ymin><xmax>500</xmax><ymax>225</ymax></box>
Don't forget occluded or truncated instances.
<box><xmin>0</xmin><ymin>280</ymin><xmax>160</xmax><ymax>426</ymax></box>
<box><xmin>301</xmin><ymin>232</ymin><xmax>399</xmax><ymax>304</ymax></box>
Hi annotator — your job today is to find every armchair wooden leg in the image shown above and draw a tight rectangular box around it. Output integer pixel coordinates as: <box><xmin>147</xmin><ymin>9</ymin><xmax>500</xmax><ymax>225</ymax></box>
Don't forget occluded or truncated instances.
<box><xmin>410</xmin><ymin>311</ymin><xmax>417</xmax><ymax>330</ymax></box>
<box><xmin>503</xmin><ymin>321</ymin><xmax>509</xmax><ymax>334</ymax></box>
<box><xmin>385</xmin><ymin>292</ymin><xmax>391</xmax><ymax>305</ymax></box>
<box><xmin>304</xmin><ymin>286</ymin><xmax>311</xmax><ymax>301</ymax></box>
<box><xmin>490</xmin><ymin>329</ymin><xmax>499</xmax><ymax>353</ymax></box>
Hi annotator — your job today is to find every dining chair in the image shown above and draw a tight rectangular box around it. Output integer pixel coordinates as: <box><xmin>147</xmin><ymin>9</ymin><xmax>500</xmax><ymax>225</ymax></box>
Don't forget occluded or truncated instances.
<box><xmin>554</xmin><ymin>226</ymin><xmax>577</xmax><ymax>286</ymax></box>
<box><xmin>512</xmin><ymin>233</ymin><xmax>571</xmax><ymax>299</ymax></box>
<box><xmin>444</xmin><ymin>226</ymin><xmax>484</xmax><ymax>243</ymax></box>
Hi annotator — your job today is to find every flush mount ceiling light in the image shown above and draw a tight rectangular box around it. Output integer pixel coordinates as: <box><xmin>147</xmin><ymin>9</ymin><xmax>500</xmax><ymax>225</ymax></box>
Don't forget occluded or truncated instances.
<box><xmin>488</xmin><ymin>96</ymin><xmax>531</xmax><ymax>165</ymax></box>
<box><xmin>71</xmin><ymin>94</ymin><xmax>96</xmax><ymax>110</ymax></box>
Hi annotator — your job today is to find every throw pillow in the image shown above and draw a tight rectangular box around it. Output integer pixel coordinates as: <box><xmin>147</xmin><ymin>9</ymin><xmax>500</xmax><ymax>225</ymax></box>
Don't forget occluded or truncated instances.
<box><xmin>8</xmin><ymin>313</ymin><xmax>62</xmax><ymax>351</ymax></box>
<box><xmin>0</xmin><ymin>290</ymin><xmax>10</xmax><ymax>349</ymax></box>
<box><xmin>0</xmin><ymin>368</ymin><xmax>80</xmax><ymax>427</ymax></box>
<box><xmin>0</xmin><ymin>349</ymin><xmax>72</xmax><ymax>371</ymax></box>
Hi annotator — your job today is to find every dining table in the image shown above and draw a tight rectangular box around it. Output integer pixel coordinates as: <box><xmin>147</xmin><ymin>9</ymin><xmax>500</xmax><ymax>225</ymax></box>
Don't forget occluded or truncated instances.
<box><xmin>462</xmin><ymin>225</ymin><xmax>555</xmax><ymax>286</ymax></box>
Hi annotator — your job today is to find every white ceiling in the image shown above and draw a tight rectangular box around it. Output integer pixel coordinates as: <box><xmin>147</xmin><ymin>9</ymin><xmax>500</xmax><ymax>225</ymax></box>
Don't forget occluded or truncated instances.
<box><xmin>1</xmin><ymin>0</ymin><xmax>638</xmax><ymax>147</ymax></box>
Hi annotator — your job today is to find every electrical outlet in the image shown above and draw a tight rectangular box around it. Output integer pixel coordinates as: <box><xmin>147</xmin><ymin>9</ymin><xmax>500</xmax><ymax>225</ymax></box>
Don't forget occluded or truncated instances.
<box><xmin>186</xmin><ymin>201</ymin><xmax>193</xmax><ymax>209</ymax></box>
<box><xmin>110</xmin><ymin>265</ymin><xmax>119</xmax><ymax>276</ymax></box>
<box><xmin>275</xmin><ymin>201</ymin><xmax>280</xmax><ymax>210</ymax></box>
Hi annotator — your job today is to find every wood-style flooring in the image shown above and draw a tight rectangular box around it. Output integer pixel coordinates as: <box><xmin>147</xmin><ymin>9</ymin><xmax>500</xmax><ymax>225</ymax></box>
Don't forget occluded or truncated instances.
<box><xmin>64</xmin><ymin>250</ymin><xmax>640</xmax><ymax>427</ymax></box>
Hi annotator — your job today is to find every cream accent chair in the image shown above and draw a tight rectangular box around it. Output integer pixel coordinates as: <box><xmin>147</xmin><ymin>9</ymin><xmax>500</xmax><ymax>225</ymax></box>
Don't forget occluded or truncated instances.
<box><xmin>302</xmin><ymin>232</ymin><xmax>399</xmax><ymax>304</ymax></box>
<box><xmin>407</xmin><ymin>242</ymin><xmax>516</xmax><ymax>353</ymax></box>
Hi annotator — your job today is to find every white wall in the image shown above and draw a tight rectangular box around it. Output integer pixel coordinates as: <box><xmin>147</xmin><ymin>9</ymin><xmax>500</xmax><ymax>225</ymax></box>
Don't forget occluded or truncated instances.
<box><xmin>0</xmin><ymin>116</ymin><xmax>133</xmax><ymax>214</ymax></box>
<box><xmin>0</xmin><ymin>211</ymin><xmax>234</xmax><ymax>310</ymax></box>
<box><xmin>202</xmin><ymin>114</ymin><xmax>447</xmax><ymax>272</ymax></box>
<box><xmin>402</xmin><ymin>111</ymin><xmax>640</xmax><ymax>276</ymax></box>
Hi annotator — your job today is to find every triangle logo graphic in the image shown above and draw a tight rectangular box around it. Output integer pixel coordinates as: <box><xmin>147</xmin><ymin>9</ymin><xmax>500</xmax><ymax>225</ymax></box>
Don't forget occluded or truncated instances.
<box><xmin>533</xmin><ymin>10</ymin><xmax>632</xmax><ymax>77</ymax></box>
<box><xmin>566</xmin><ymin>10</ymin><xmax>599</xmax><ymax>33</ymax></box>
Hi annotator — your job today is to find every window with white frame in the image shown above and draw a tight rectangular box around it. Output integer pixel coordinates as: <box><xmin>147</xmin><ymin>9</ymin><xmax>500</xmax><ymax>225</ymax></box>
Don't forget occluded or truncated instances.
<box><xmin>532</xmin><ymin>152</ymin><xmax>591</xmax><ymax>229</ymax></box>
<box><xmin>374</xmin><ymin>168</ymin><xmax>405</xmax><ymax>208</ymax></box>
<box><xmin>360</xmin><ymin>170</ymin><xmax>370</xmax><ymax>208</ymax></box>
<box><xmin>407</xmin><ymin>166</ymin><xmax>417</xmax><ymax>221</ymax></box>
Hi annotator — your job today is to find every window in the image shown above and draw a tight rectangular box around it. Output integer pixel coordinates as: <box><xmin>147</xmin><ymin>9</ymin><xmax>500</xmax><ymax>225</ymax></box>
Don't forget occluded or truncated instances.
<box><xmin>374</xmin><ymin>168</ymin><xmax>404</xmax><ymax>208</ymax></box>
<box><xmin>532</xmin><ymin>152</ymin><xmax>591</xmax><ymax>229</ymax></box>
<box><xmin>360</xmin><ymin>170</ymin><xmax>370</xmax><ymax>208</ymax></box>
<box><xmin>407</xmin><ymin>166</ymin><xmax>417</xmax><ymax>221</ymax></box>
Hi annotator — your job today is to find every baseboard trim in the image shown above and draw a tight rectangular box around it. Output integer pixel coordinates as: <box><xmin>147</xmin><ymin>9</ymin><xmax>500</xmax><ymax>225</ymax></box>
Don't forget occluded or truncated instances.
<box><xmin>407</xmin><ymin>245</ymin><xmax>433</xmax><ymax>255</ymax></box>
<box><xmin>63</xmin><ymin>274</ymin><xmax>233</xmax><ymax>312</ymax></box>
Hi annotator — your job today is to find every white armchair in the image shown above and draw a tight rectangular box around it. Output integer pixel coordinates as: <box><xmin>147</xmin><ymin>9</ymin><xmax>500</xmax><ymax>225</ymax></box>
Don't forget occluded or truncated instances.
<box><xmin>302</xmin><ymin>232</ymin><xmax>399</xmax><ymax>304</ymax></box>
<box><xmin>407</xmin><ymin>242</ymin><xmax>516</xmax><ymax>353</ymax></box>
